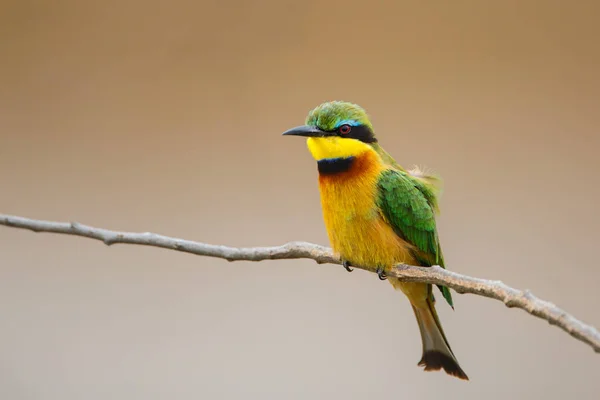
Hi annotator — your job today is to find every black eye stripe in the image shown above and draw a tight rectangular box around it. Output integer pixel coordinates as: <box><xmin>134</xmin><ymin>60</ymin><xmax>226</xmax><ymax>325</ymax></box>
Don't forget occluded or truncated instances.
<box><xmin>324</xmin><ymin>124</ymin><xmax>377</xmax><ymax>143</ymax></box>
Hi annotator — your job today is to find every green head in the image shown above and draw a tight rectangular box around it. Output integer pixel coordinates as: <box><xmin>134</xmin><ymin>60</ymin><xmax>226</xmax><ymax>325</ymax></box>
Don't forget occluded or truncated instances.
<box><xmin>283</xmin><ymin>101</ymin><xmax>377</xmax><ymax>143</ymax></box>
<box><xmin>304</xmin><ymin>101</ymin><xmax>375</xmax><ymax>138</ymax></box>
<box><xmin>282</xmin><ymin>100</ymin><xmax>441</xmax><ymax>204</ymax></box>
<box><xmin>282</xmin><ymin>101</ymin><xmax>380</xmax><ymax>161</ymax></box>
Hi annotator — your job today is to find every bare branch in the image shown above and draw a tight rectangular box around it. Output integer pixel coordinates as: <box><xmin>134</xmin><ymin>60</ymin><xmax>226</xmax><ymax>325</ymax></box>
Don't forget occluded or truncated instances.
<box><xmin>1</xmin><ymin>213</ymin><xmax>599</xmax><ymax>353</ymax></box>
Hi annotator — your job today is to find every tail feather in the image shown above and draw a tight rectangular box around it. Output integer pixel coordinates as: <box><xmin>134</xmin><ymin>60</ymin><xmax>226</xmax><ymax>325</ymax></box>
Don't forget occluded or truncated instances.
<box><xmin>412</xmin><ymin>299</ymin><xmax>469</xmax><ymax>380</ymax></box>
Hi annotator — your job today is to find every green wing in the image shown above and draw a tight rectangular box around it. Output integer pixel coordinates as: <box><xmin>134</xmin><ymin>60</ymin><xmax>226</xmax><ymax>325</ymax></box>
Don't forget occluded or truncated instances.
<box><xmin>376</xmin><ymin>168</ymin><xmax>454</xmax><ymax>308</ymax></box>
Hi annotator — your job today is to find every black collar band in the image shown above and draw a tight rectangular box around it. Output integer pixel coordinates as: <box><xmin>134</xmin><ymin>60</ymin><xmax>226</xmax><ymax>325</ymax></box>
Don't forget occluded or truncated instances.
<box><xmin>317</xmin><ymin>157</ymin><xmax>355</xmax><ymax>175</ymax></box>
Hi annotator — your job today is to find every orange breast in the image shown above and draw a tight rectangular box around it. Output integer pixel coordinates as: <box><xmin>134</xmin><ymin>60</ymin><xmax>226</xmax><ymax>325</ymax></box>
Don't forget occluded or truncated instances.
<box><xmin>317</xmin><ymin>150</ymin><xmax>418</xmax><ymax>271</ymax></box>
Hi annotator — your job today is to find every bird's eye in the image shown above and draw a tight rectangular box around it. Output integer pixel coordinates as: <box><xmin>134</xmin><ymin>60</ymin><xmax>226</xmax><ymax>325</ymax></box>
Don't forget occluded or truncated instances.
<box><xmin>338</xmin><ymin>124</ymin><xmax>352</xmax><ymax>135</ymax></box>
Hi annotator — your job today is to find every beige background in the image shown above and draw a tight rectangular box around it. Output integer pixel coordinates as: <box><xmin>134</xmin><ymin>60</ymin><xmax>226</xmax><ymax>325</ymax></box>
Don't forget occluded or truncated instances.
<box><xmin>1</xmin><ymin>1</ymin><xmax>599</xmax><ymax>399</ymax></box>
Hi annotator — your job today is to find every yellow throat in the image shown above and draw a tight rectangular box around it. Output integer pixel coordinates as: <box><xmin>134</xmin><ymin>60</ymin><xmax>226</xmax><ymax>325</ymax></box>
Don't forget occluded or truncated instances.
<box><xmin>306</xmin><ymin>137</ymin><xmax>373</xmax><ymax>161</ymax></box>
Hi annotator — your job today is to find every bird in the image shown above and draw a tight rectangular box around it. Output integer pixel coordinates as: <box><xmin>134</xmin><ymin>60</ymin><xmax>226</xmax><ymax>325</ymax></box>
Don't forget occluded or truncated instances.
<box><xmin>282</xmin><ymin>101</ymin><xmax>468</xmax><ymax>380</ymax></box>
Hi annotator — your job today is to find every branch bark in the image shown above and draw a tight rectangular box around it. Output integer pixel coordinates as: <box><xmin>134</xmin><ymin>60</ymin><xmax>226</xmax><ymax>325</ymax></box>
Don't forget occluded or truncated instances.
<box><xmin>1</xmin><ymin>213</ymin><xmax>599</xmax><ymax>354</ymax></box>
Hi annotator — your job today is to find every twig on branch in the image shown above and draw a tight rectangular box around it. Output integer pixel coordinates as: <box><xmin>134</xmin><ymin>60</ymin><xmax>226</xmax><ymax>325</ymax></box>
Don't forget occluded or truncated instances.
<box><xmin>1</xmin><ymin>213</ymin><xmax>599</xmax><ymax>353</ymax></box>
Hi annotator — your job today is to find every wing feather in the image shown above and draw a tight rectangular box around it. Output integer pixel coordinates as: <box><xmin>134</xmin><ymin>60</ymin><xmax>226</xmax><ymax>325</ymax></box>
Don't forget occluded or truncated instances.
<box><xmin>376</xmin><ymin>169</ymin><xmax>454</xmax><ymax>308</ymax></box>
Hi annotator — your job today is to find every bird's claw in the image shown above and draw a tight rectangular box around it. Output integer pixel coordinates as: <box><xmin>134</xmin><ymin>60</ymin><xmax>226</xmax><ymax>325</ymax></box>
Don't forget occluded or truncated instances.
<box><xmin>376</xmin><ymin>267</ymin><xmax>387</xmax><ymax>280</ymax></box>
<box><xmin>343</xmin><ymin>260</ymin><xmax>354</xmax><ymax>272</ymax></box>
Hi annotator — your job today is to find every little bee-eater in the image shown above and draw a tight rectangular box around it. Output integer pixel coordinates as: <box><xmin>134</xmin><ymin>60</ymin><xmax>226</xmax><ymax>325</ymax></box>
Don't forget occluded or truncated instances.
<box><xmin>282</xmin><ymin>101</ymin><xmax>468</xmax><ymax>380</ymax></box>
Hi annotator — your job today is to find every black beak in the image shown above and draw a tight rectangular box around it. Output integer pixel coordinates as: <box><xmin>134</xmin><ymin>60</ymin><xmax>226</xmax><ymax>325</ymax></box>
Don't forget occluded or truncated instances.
<box><xmin>282</xmin><ymin>125</ymin><xmax>326</xmax><ymax>138</ymax></box>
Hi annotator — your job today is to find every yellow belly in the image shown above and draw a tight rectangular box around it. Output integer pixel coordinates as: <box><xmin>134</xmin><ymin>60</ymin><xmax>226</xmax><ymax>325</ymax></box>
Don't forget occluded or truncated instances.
<box><xmin>317</xmin><ymin>151</ymin><xmax>417</xmax><ymax>270</ymax></box>
<box><xmin>317</xmin><ymin>151</ymin><xmax>429</xmax><ymax>304</ymax></box>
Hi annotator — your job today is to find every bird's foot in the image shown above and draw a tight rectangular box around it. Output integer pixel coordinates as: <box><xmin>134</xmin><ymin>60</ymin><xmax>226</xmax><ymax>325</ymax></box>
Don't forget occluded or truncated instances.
<box><xmin>342</xmin><ymin>260</ymin><xmax>354</xmax><ymax>272</ymax></box>
<box><xmin>376</xmin><ymin>267</ymin><xmax>387</xmax><ymax>280</ymax></box>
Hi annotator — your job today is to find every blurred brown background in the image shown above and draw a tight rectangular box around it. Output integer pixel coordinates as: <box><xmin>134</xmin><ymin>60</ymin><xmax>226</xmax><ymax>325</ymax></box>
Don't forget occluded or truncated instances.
<box><xmin>1</xmin><ymin>0</ymin><xmax>599</xmax><ymax>399</ymax></box>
